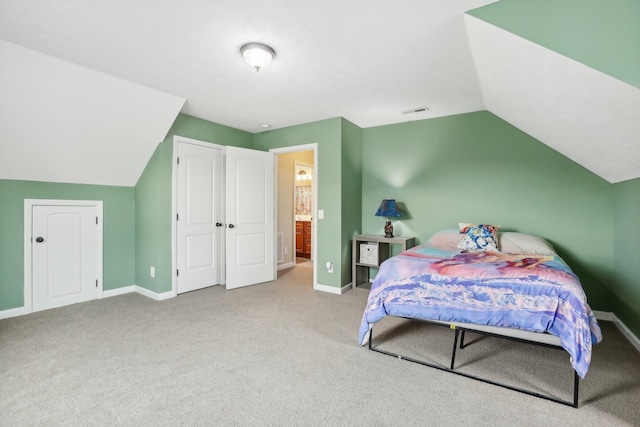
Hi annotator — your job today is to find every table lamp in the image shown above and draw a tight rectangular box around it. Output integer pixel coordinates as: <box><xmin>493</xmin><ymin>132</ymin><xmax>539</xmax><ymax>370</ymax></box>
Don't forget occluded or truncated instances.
<box><xmin>375</xmin><ymin>199</ymin><xmax>402</xmax><ymax>238</ymax></box>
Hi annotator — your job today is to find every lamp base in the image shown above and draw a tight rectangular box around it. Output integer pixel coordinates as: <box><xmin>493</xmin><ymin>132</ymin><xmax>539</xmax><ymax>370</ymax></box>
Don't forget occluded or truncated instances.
<box><xmin>384</xmin><ymin>219</ymin><xmax>394</xmax><ymax>238</ymax></box>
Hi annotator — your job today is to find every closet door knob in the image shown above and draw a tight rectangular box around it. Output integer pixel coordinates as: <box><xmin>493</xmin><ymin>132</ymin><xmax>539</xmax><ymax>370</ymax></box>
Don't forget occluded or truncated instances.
<box><xmin>35</xmin><ymin>237</ymin><xmax>45</xmax><ymax>243</ymax></box>
<box><xmin>228</xmin><ymin>224</ymin><xmax>235</xmax><ymax>229</ymax></box>
<box><xmin>216</xmin><ymin>222</ymin><xmax>223</xmax><ymax>227</ymax></box>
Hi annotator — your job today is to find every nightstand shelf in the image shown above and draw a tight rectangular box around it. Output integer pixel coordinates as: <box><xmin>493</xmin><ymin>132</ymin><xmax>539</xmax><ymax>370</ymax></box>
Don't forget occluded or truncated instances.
<box><xmin>352</xmin><ymin>234</ymin><xmax>416</xmax><ymax>290</ymax></box>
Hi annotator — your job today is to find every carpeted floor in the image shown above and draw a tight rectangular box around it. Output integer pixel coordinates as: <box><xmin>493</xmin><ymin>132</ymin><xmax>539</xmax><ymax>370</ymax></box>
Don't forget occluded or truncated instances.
<box><xmin>1</xmin><ymin>264</ymin><xmax>639</xmax><ymax>426</ymax></box>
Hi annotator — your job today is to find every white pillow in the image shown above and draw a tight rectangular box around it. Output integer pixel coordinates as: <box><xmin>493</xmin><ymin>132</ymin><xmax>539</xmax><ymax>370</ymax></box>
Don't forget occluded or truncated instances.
<box><xmin>499</xmin><ymin>232</ymin><xmax>556</xmax><ymax>256</ymax></box>
<box><xmin>425</xmin><ymin>229</ymin><xmax>460</xmax><ymax>250</ymax></box>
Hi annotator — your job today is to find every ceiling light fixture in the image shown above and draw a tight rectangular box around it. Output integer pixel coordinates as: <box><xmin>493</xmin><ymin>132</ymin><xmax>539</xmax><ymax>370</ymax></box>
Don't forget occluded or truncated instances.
<box><xmin>240</xmin><ymin>43</ymin><xmax>276</xmax><ymax>72</ymax></box>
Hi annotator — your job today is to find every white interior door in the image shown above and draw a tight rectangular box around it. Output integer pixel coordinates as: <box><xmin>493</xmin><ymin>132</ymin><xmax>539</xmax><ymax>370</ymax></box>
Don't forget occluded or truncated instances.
<box><xmin>176</xmin><ymin>141</ymin><xmax>223</xmax><ymax>294</ymax></box>
<box><xmin>32</xmin><ymin>204</ymin><xmax>100</xmax><ymax>312</ymax></box>
<box><xmin>225</xmin><ymin>146</ymin><xmax>275</xmax><ymax>289</ymax></box>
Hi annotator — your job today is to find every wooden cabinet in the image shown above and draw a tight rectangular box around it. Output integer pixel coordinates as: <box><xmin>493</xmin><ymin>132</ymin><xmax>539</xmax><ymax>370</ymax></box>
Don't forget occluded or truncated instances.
<box><xmin>296</xmin><ymin>221</ymin><xmax>312</xmax><ymax>258</ymax></box>
<box><xmin>352</xmin><ymin>235</ymin><xmax>416</xmax><ymax>289</ymax></box>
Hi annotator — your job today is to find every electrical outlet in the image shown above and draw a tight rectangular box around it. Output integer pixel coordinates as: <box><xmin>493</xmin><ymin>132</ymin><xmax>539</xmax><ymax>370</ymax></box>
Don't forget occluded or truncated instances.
<box><xmin>150</xmin><ymin>266</ymin><xmax>155</xmax><ymax>278</ymax></box>
<box><xmin>326</xmin><ymin>261</ymin><xmax>333</xmax><ymax>273</ymax></box>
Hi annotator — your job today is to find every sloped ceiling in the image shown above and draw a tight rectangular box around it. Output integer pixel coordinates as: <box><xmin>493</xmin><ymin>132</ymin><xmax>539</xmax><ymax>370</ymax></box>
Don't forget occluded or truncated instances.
<box><xmin>0</xmin><ymin>39</ymin><xmax>185</xmax><ymax>186</ymax></box>
<box><xmin>0</xmin><ymin>0</ymin><xmax>638</xmax><ymax>186</ymax></box>
<box><xmin>465</xmin><ymin>15</ymin><xmax>640</xmax><ymax>184</ymax></box>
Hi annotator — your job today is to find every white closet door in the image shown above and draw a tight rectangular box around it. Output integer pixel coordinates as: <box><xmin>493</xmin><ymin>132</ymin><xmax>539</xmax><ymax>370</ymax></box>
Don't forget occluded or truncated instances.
<box><xmin>32</xmin><ymin>205</ymin><xmax>99</xmax><ymax>312</ymax></box>
<box><xmin>225</xmin><ymin>146</ymin><xmax>275</xmax><ymax>289</ymax></box>
<box><xmin>176</xmin><ymin>141</ymin><xmax>223</xmax><ymax>294</ymax></box>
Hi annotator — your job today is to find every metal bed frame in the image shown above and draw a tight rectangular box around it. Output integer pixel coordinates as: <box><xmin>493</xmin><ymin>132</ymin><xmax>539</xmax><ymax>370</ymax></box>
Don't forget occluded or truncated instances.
<box><xmin>367</xmin><ymin>320</ymin><xmax>580</xmax><ymax>408</ymax></box>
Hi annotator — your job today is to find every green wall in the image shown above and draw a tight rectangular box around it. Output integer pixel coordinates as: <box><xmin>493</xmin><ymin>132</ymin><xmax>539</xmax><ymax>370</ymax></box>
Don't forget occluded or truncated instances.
<box><xmin>3</xmin><ymin>110</ymin><xmax>638</xmax><ymax>338</ymax></box>
<box><xmin>361</xmin><ymin>111</ymin><xmax>615</xmax><ymax>311</ymax></box>
<box><xmin>468</xmin><ymin>0</ymin><xmax>640</xmax><ymax>89</ymax></box>
<box><xmin>0</xmin><ymin>180</ymin><xmax>135</xmax><ymax>310</ymax></box>
<box><xmin>612</xmin><ymin>178</ymin><xmax>640</xmax><ymax>336</ymax></box>
<box><xmin>135</xmin><ymin>113</ymin><xmax>253</xmax><ymax>293</ymax></box>
<box><xmin>340</xmin><ymin>119</ymin><xmax>363</xmax><ymax>286</ymax></box>
<box><xmin>254</xmin><ymin>118</ymin><xmax>345</xmax><ymax>288</ymax></box>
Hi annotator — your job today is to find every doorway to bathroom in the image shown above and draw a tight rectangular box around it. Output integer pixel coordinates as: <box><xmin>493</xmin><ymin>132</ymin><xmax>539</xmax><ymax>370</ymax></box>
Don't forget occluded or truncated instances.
<box><xmin>271</xmin><ymin>144</ymin><xmax>317</xmax><ymax>287</ymax></box>
<box><xmin>294</xmin><ymin>161</ymin><xmax>313</xmax><ymax>264</ymax></box>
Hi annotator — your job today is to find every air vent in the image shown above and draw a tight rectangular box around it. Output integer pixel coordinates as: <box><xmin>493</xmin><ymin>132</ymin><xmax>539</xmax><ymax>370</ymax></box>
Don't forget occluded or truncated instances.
<box><xmin>402</xmin><ymin>106</ymin><xmax>430</xmax><ymax>114</ymax></box>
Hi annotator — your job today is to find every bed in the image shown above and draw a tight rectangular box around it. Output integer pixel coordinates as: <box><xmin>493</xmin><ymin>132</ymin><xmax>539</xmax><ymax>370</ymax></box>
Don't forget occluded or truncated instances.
<box><xmin>358</xmin><ymin>226</ymin><xmax>602</xmax><ymax>407</ymax></box>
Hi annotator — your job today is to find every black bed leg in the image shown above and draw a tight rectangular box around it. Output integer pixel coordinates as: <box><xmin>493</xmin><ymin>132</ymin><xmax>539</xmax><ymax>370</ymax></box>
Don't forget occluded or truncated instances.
<box><xmin>573</xmin><ymin>371</ymin><xmax>579</xmax><ymax>408</ymax></box>
<box><xmin>450</xmin><ymin>328</ymin><xmax>460</xmax><ymax>370</ymax></box>
<box><xmin>460</xmin><ymin>330</ymin><xmax>466</xmax><ymax>349</ymax></box>
<box><xmin>368</xmin><ymin>328</ymin><xmax>373</xmax><ymax>350</ymax></box>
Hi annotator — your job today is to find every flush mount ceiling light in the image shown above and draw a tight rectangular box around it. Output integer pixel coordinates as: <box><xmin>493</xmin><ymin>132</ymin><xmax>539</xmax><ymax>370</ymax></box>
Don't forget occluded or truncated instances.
<box><xmin>240</xmin><ymin>43</ymin><xmax>276</xmax><ymax>72</ymax></box>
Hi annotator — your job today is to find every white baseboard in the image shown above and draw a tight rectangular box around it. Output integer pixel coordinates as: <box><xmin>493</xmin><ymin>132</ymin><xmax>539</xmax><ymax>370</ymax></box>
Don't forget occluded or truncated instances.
<box><xmin>593</xmin><ymin>310</ymin><xmax>613</xmax><ymax>321</ymax></box>
<box><xmin>102</xmin><ymin>285</ymin><xmax>135</xmax><ymax>298</ymax></box>
<box><xmin>612</xmin><ymin>314</ymin><xmax>640</xmax><ymax>353</ymax></box>
<box><xmin>0</xmin><ymin>306</ymin><xmax>27</xmax><ymax>320</ymax></box>
<box><xmin>134</xmin><ymin>285</ymin><xmax>174</xmax><ymax>301</ymax></box>
<box><xmin>341</xmin><ymin>283</ymin><xmax>354</xmax><ymax>294</ymax></box>
<box><xmin>314</xmin><ymin>283</ymin><xmax>341</xmax><ymax>294</ymax></box>
<box><xmin>595</xmin><ymin>310</ymin><xmax>640</xmax><ymax>353</ymax></box>
<box><xmin>313</xmin><ymin>282</ymin><xmax>353</xmax><ymax>295</ymax></box>
<box><xmin>277</xmin><ymin>262</ymin><xmax>295</xmax><ymax>271</ymax></box>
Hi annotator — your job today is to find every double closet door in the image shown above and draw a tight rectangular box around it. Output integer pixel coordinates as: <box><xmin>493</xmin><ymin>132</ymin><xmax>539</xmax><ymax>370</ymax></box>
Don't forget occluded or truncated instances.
<box><xmin>175</xmin><ymin>139</ymin><xmax>275</xmax><ymax>294</ymax></box>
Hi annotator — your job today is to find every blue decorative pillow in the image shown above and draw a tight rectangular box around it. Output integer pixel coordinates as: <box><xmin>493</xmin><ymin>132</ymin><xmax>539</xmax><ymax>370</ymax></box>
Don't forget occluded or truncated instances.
<box><xmin>457</xmin><ymin>223</ymin><xmax>500</xmax><ymax>252</ymax></box>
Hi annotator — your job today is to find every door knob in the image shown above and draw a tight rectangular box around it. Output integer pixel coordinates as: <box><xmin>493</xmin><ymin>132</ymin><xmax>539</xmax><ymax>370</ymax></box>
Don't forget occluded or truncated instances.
<box><xmin>216</xmin><ymin>222</ymin><xmax>223</xmax><ymax>227</ymax></box>
<box><xmin>35</xmin><ymin>237</ymin><xmax>44</xmax><ymax>243</ymax></box>
<box><xmin>228</xmin><ymin>224</ymin><xmax>235</xmax><ymax>229</ymax></box>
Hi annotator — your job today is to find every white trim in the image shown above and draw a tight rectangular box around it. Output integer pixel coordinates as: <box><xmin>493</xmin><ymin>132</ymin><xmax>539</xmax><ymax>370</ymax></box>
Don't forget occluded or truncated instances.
<box><xmin>340</xmin><ymin>283</ymin><xmax>353</xmax><ymax>294</ymax></box>
<box><xmin>313</xmin><ymin>283</ymin><xmax>352</xmax><ymax>295</ymax></box>
<box><xmin>594</xmin><ymin>310</ymin><xmax>640</xmax><ymax>353</ymax></box>
<box><xmin>0</xmin><ymin>284</ymin><xmax>172</xmax><ymax>320</ymax></box>
<box><xmin>134</xmin><ymin>286</ymin><xmax>175</xmax><ymax>301</ymax></box>
<box><xmin>612</xmin><ymin>313</ymin><xmax>640</xmax><ymax>353</ymax></box>
<box><xmin>277</xmin><ymin>262</ymin><xmax>295</xmax><ymax>271</ymax></box>
<box><xmin>0</xmin><ymin>306</ymin><xmax>27</xmax><ymax>320</ymax></box>
<box><xmin>270</xmin><ymin>144</ymin><xmax>319</xmax><ymax>290</ymax></box>
<box><xmin>102</xmin><ymin>285</ymin><xmax>135</xmax><ymax>298</ymax></box>
<box><xmin>593</xmin><ymin>310</ymin><xmax>613</xmax><ymax>321</ymax></box>
<box><xmin>23</xmin><ymin>199</ymin><xmax>104</xmax><ymax>315</ymax></box>
<box><xmin>171</xmin><ymin>136</ymin><xmax>226</xmax><ymax>297</ymax></box>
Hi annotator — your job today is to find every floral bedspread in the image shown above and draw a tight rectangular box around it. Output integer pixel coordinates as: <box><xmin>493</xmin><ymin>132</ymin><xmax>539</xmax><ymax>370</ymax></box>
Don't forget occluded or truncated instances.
<box><xmin>358</xmin><ymin>243</ymin><xmax>602</xmax><ymax>378</ymax></box>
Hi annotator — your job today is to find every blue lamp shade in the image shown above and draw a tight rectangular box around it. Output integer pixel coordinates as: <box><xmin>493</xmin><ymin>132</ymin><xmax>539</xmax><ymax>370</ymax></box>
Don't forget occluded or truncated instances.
<box><xmin>375</xmin><ymin>199</ymin><xmax>402</xmax><ymax>238</ymax></box>
<box><xmin>375</xmin><ymin>199</ymin><xmax>402</xmax><ymax>219</ymax></box>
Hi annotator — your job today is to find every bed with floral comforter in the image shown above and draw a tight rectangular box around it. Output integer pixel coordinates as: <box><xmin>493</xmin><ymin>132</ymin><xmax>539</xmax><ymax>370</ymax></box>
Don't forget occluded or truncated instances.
<box><xmin>358</xmin><ymin>231</ymin><xmax>602</xmax><ymax>378</ymax></box>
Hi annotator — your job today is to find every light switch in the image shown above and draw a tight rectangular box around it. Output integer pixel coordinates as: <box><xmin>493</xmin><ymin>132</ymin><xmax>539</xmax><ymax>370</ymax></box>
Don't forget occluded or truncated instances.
<box><xmin>318</xmin><ymin>209</ymin><xmax>324</xmax><ymax>219</ymax></box>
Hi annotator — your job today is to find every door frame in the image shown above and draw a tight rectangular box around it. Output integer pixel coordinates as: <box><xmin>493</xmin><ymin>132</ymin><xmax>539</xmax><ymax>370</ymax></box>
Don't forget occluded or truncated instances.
<box><xmin>23</xmin><ymin>199</ymin><xmax>104</xmax><ymax>314</ymax></box>
<box><xmin>171</xmin><ymin>136</ymin><xmax>226</xmax><ymax>297</ymax></box>
<box><xmin>270</xmin><ymin>143</ymin><xmax>318</xmax><ymax>288</ymax></box>
<box><xmin>293</xmin><ymin>160</ymin><xmax>314</xmax><ymax>262</ymax></box>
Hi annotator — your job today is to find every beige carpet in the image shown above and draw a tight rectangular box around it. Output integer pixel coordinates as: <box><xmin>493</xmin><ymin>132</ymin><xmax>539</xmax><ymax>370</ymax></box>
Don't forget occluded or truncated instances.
<box><xmin>1</xmin><ymin>264</ymin><xmax>639</xmax><ymax>426</ymax></box>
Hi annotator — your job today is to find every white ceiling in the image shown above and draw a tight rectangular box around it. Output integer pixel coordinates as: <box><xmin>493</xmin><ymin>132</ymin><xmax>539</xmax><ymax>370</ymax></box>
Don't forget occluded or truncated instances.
<box><xmin>0</xmin><ymin>0</ymin><xmax>638</xmax><ymax>186</ymax></box>
<box><xmin>0</xmin><ymin>0</ymin><xmax>493</xmax><ymax>132</ymax></box>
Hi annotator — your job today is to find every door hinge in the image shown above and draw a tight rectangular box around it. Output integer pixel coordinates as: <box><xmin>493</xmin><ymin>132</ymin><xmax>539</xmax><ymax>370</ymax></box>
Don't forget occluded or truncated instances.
<box><xmin>96</xmin><ymin>216</ymin><xmax>99</xmax><ymax>225</ymax></box>
<box><xmin>176</xmin><ymin>213</ymin><xmax>179</xmax><ymax>221</ymax></box>
<box><xmin>177</xmin><ymin>157</ymin><xmax>180</xmax><ymax>165</ymax></box>
<box><xmin>96</xmin><ymin>279</ymin><xmax>98</xmax><ymax>288</ymax></box>
<box><xmin>176</xmin><ymin>269</ymin><xmax>179</xmax><ymax>277</ymax></box>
